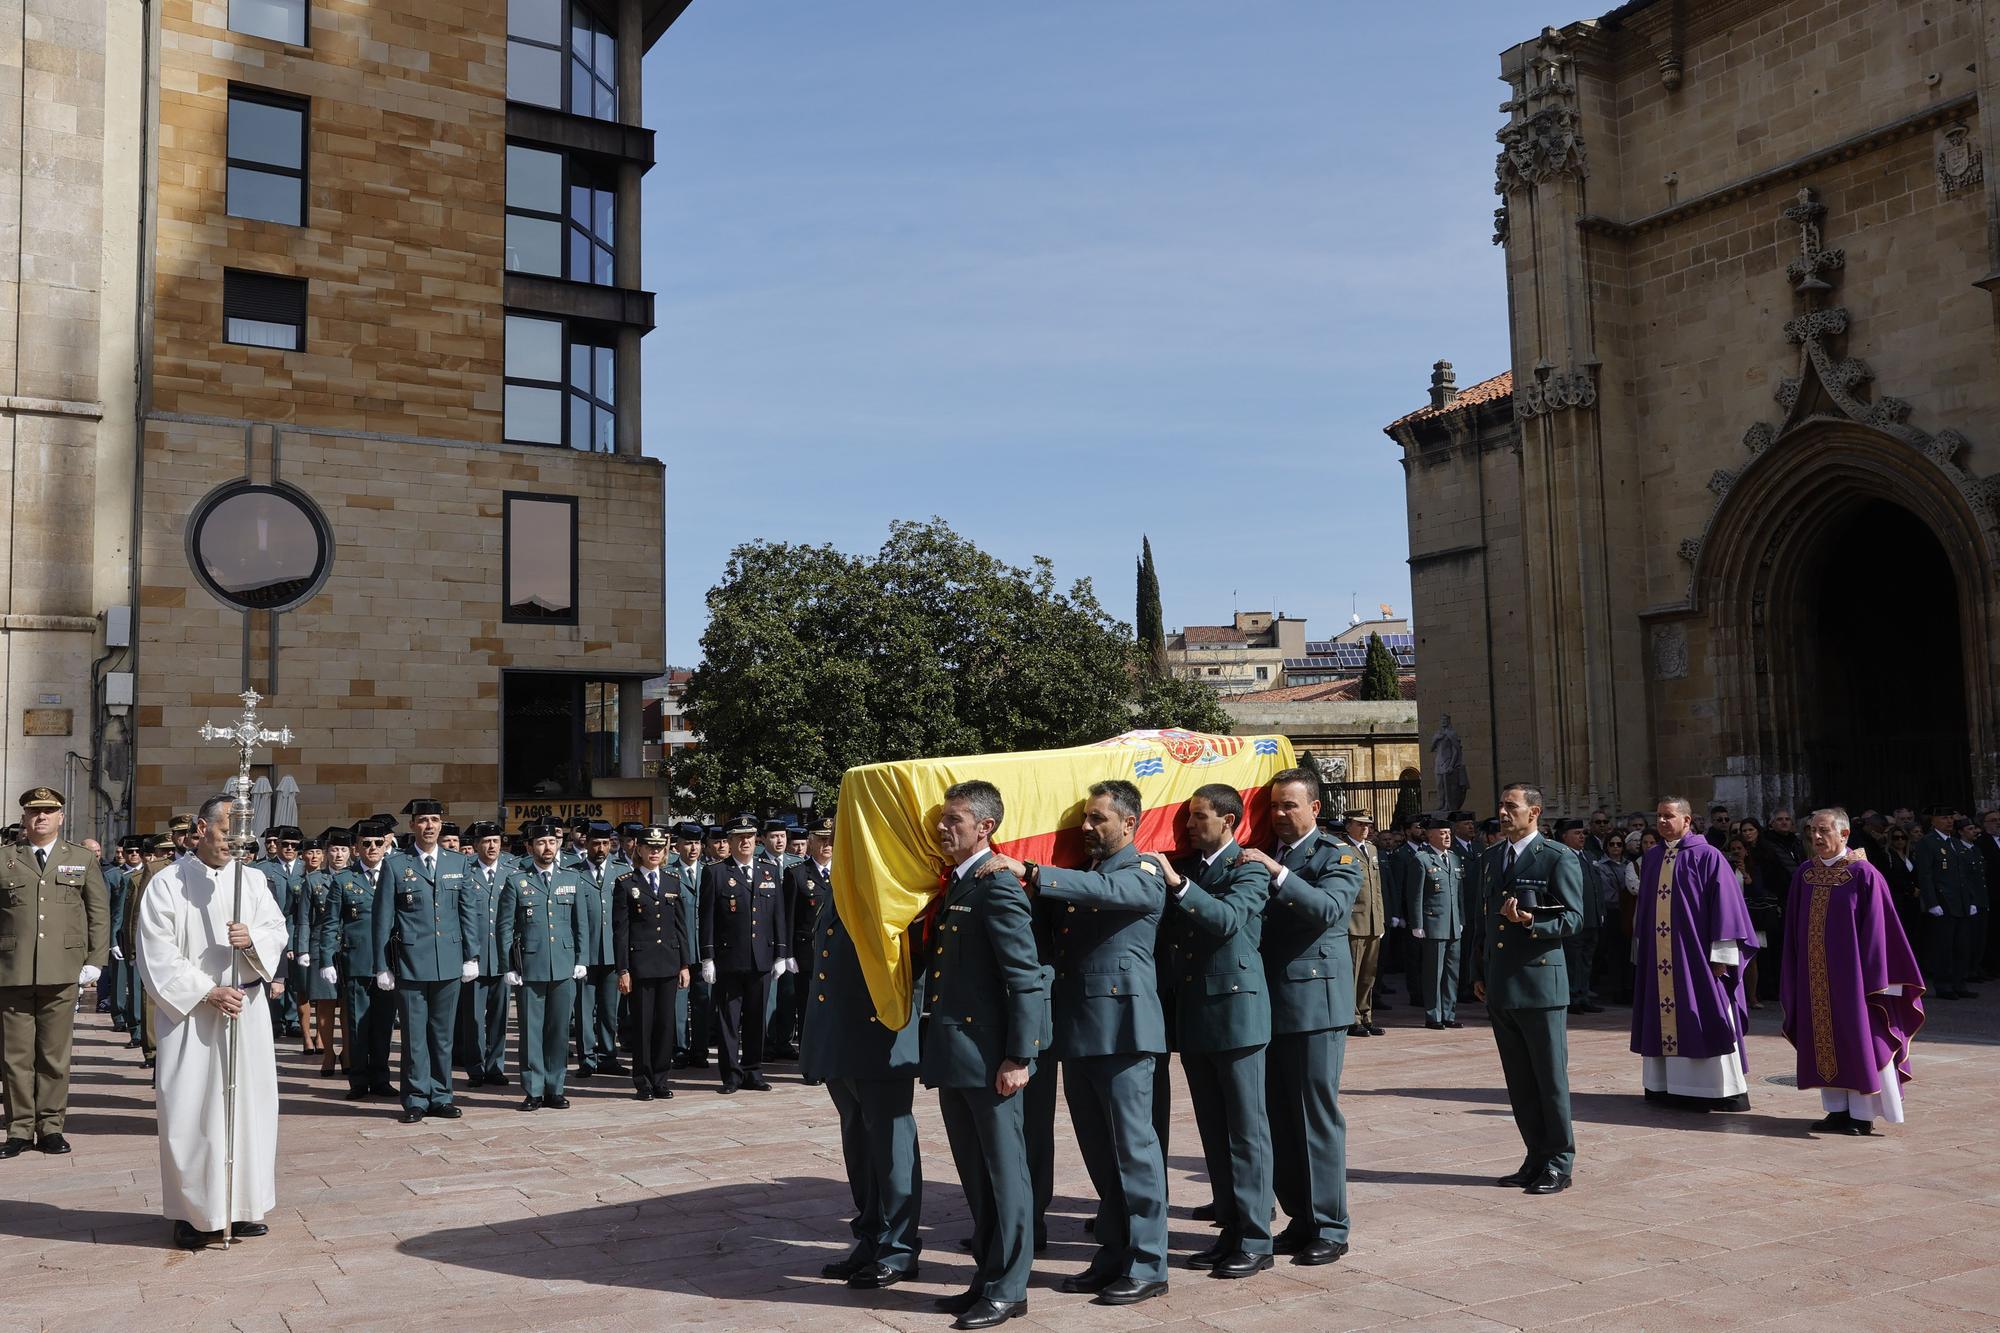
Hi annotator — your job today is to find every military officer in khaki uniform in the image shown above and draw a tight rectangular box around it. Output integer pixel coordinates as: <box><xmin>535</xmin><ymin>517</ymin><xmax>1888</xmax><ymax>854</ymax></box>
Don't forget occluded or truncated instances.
<box><xmin>1334</xmin><ymin>811</ymin><xmax>1384</xmax><ymax>1037</ymax></box>
<box><xmin>0</xmin><ymin>787</ymin><xmax>110</xmax><ymax>1156</ymax></box>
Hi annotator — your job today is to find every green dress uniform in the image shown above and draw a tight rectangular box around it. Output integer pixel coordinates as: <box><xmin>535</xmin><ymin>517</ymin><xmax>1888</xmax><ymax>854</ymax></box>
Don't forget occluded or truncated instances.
<box><xmin>372</xmin><ymin>848</ymin><xmax>478</xmax><ymax>1114</ymax></box>
<box><xmin>802</xmin><ymin>891</ymin><xmax>924</xmax><ymax>1278</ymax></box>
<box><xmin>921</xmin><ymin>852</ymin><xmax>1048</xmax><ymax>1307</ymax></box>
<box><xmin>0</xmin><ymin>830</ymin><xmax>110</xmax><ymax>1147</ymax></box>
<box><xmin>1163</xmin><ymin>841</ymin><xmax>1274</xmax><ymax>1259</ymax></box>
<box><xmin>1035</xmin><ymin>841</ymin><xmax>1170</xmax><ymax>1287</ymax></box>
<box><xmin>613</xmin><ymin>862</ymin><xmax>691</xmax><ymax>1096</ymax></box>
<box><xmin>496</xmin><ymin>862</ymin><xmax>589</xmax><ymax>1102</ymax></box>
<box><xmin>101</xmin><ymin>861</ymin><xmax>130</xmax><ymax>1022</ymax></box>
<box><xmin>1473</xmin><ymin>833</ymin><xmax>1583</xmax><ymax>1180</ymax></box>
<box><xmin>258</xmin><ymin>855</ymin><xmax>307</xmax><ymax>1033</ymax></box>
<box><xmin>298</xmin><ymin>869</ymin><xmax>342</xmax><ymax>1003</ymax></box>
<box><xmin>573</xmin><ymin>857</ymin><xmax>621</xmax><ymax>1074</ymax></box>
<box><xmin>1916</xmin><ymin>827</ymin><xmax>1979</xmax><ymax>998</ymax></box>
<box><xmin>458</xmin><ymin>854</ymin><xmax>514</xmax><ymax>1083</ymax></box>
<box><xmin>321</xmin><ymin>863</ymin><xmax>394</xmax><ymax>1095</ymax></box>
<box><xmin>1260</xmin><ymin>828</ymin><xmax>1360</xmax><ymax>1252</ymax></box>
<box><xmin>1401</xmin><ymin>843</ymin><xmax>1464</xmax><ymax>1026</ymax></box>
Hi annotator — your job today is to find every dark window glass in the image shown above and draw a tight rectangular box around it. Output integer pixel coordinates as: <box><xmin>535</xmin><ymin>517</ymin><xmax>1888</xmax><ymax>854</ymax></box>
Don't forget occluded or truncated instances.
<box><xmin>227</xmin><ymin>90</ymin><xmax>306</xmax><ymax>225</ymax></box>
<box><xmin>188</xmin><ymin>483</ymin><xmax>331</xmax><ymax>611</ymax></box>
<box><xmin>568</xmin><ymin>334</ymin><xmax>615</xmax><ymax>454</ymax></box>
<box><xmin>503</xmin><ymin>494</ymin><xmax>577</xmax><ymax>624</ymax></box>
<box><xmin>506</xmin><ymin>313</ymin><xmax>615</xmax><ymax>450</ymax></box>
<box><xmin>223</xmin><ymin>269</ymin><xmax>306</xmax><ymax>350</ymax></box>
<box><xmin>229</xmin><ymin>0</ymin><xmax>307</xmax><ymax>45</ymax></box>
<box><xmin>508</xmin><ymin>0</ymin><xmax>616</xmax><ymax>120</ymax></box>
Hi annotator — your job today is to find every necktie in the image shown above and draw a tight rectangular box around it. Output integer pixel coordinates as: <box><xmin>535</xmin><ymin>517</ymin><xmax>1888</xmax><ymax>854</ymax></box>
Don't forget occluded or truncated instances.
<box><xmin>424</xmin><ymin>854</ymin><xmax>435</xmax><ymax>876</ymax></box>
<box><xmin>1275</xmin><ymin>843</ymin><xmax>1289</xmax><ymax>862</ymax></box>
<box><xmin>1503</xmin><ymin>843</ymin><xmax>1516</xmax><ymax>875</ymax></box>
<box><xmin>647</xmin><ymin>872</ymin><xmax>658</xmax><ymax>892</ymax></box>
<box><xmin>35</xmin><ymin>847</ymin><xmax>47</xmax><ymax>872</ymax></box>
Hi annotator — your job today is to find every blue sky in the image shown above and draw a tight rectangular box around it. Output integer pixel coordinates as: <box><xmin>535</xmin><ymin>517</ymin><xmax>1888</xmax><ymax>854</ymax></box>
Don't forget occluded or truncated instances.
<box><xmin>641</xmin><ymin>2</ymin><xmax>1555</xmax><ymax>666</ymax></box>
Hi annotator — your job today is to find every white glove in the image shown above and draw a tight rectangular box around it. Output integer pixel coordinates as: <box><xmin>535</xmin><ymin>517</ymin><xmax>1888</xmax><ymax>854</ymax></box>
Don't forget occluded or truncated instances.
<box><xmin>375</xmin><ymin>970</ymin><xmax>396</xmax><ymax>991</ymax></box>
<box><xmin>111</xmin><ymin>945</ymin><xmax>125</xmax><ymax>962</ymax></box>
<box><xmin>78</xmin><ymin>965</ymin><xmax>101</xmax><ymax>987</ymax></box>
<box><xmin>462</xmin><ymin>960</ymin><xmax>480</xmax><ymax>981</ymax></box>
<box><xmin>1411</xmin><ymin>928</ymin><xmax>1426</xmax><ymax>940</ymax></box>
<box><xmin>700</xmin><ymin>960</ymin><xmax>716</xmax><ymax>985</ymax></box>
<box><xmin>571</xmin><ymin>964</ymin><xmax>587</xmax><ymax>981</ymax></box>
<box><xmin>319</xmin><ymin>966</ymin><xmax>339</xmax><ymax>985</ymax></box>
<box><xmin>784</xmin><ymin>957</ymin><xmax>799</xmax><ymax>975</ymax></box>
<box><xmin>1390</xmin><ymin>917</ymin><xmax>1405</xmax><ymax>929</ymax></box>
<box><xmin>505</xmin><ymin>970</ymin><xmax>523</xmax><ymax>987</ymax></box>
<box><xmin>769</xmin><ymin>961</ymin><xmax>787</xmax><ymax>983</ymax></box>
<box><xmin>298</xmin><ymin>954</ymin><xmax>310</xmax><ymax>968</ymax></box>
<box><xmin>1929</xmin><ymin>905</ymin><xmax>1945</xmax><ymax>916</ymax></box>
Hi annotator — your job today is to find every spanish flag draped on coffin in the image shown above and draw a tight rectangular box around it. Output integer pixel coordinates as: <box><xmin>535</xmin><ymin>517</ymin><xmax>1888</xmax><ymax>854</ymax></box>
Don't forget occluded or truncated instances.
<box><xmin>830</xmin><ymin>730</ymin><xmax>1298</xmax><ymax>1029</ymax></box>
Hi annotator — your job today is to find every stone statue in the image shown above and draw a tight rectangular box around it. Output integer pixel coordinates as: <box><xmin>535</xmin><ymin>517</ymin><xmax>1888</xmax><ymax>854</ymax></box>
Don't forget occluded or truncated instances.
<box><xmin>1431</xmin><ymin>714</ymin><xmax>1470</xmax><ymax>813</ymax></box>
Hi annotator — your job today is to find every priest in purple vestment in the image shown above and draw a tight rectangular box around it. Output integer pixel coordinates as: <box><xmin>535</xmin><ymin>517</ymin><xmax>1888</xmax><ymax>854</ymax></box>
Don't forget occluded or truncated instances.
<box><xmin>1631</xmin><ymin>797</ymin><xmax>1757</xmax><ymax>1111</ymax></box>
<box><xmin>1780</xmin><ymin>809</ymin><xmax>1925</xmax><ymax>1136</ymax></box>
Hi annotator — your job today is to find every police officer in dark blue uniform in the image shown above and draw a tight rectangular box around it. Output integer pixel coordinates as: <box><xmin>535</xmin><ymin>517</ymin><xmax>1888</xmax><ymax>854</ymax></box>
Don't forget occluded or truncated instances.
<box><xmin>614</xmin><ymin>825</ymin><xmax>691</xmax><ymax>1100</ymax></box>
<box><xmin>698</xmin><ymin>814</ymin><xmax>789</xmax><ymax>1093</ymax></box>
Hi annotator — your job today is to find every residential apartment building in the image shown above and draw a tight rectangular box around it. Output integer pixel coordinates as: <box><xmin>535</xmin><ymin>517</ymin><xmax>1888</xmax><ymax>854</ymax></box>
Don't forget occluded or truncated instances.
<box><xmin>1</xmin><ymin>0</ymin><xmax>682</xmax><ymax>840</ymax></box>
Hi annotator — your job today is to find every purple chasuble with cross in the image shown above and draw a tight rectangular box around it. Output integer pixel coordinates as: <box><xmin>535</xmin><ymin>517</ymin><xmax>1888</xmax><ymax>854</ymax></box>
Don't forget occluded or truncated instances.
<box><xmin>1779</xmin><ymin>855</ymin><xmax>1925</xmax><ymax>1095</ymax></box>
<box><xmin>1630</xmin><ymin>836</ymin><xmax>1756</xmax><ymax>1063</ymax></box>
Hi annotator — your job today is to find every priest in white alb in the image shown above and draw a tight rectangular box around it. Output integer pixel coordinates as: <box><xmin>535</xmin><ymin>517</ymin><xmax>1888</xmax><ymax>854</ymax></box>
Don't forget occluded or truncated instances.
<box><xmin>137</xmin><ymin>793</ymin><xmax>288</xmax><ymax>1249</ymax></box>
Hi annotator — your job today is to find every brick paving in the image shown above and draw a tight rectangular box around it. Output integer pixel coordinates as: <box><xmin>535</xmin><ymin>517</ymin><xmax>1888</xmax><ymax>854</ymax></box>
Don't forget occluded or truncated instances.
<box><xmin>6</xmin><ymin>991</ymin><xmax>2000</xmax><ymax>1332</ymax></box>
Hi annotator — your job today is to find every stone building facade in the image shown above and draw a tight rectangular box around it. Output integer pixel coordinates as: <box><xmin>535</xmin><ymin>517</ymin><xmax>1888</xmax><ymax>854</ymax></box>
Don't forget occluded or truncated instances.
<box><xmin>5</xmin><ymin>0</ymin><xmax>684</xmax><ymax>838</ymax></box>
<box><xmin>1391</xmin><ymin>0</ymin><xmax>2000</xmax><ymax>818</ymax></box>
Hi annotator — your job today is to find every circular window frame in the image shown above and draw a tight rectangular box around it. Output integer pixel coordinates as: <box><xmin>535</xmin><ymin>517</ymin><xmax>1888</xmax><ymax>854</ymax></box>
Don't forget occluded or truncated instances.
<box><xmin>184</xmin><ymin>480</ymin><xmax>335</xmax><ymax>614</ymax></box>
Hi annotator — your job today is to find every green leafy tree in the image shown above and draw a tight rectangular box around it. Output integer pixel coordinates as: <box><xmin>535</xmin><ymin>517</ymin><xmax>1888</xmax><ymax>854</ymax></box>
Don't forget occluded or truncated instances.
<box><xmin>1135</xmin><ymin>536</ymin><xmax>1166</xmax><ymax>675</ymax></box>
<box><xmin>678</xmin><ymin>519</ymin><xmax>1220</xmax><ymax>815</ymax></box>
<box><xmin>1355</xmin><ymin>631</ymin><xmax>1404</xmax><ymax>701</ymax></box>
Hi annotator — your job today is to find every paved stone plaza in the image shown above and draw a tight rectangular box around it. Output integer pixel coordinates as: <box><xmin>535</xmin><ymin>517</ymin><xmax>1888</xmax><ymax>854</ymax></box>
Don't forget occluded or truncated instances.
<box><xmin>6</xmin><ymin>994</ymin><xmax>2000</xmax><ymax>1332</ymax></box>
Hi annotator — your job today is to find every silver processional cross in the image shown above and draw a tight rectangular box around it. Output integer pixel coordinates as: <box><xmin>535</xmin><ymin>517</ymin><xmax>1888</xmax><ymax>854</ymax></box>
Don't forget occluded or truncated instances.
<box><xmin>198</xmin><ymin>689</ymin><xmax>294</xmax><ymax>846</ymax></box>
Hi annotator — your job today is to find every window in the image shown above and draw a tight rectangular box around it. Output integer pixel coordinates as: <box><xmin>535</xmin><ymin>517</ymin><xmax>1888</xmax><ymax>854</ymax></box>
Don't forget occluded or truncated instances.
<box><xmin>228</xmin><ymin>0</ymin><xmax>307</xmax><ymax>45</ymax></box>
<box><xmin>1256</xmin><ymin>666</ymin><xmax>1270</xmax><ymax>681</ymax></box>
<box><xmin>508</xmin><ymin>0</ymin><xmax>617</xmax><ymax>120</ymax></box>
<box><xmin>227</xmin><ymin>88</ymin><xmax>306</xmax><ymax>225</ymax></box>
<box><xmin>504</xmin><ymin>313</ymin><xmax>617</xmax><ymax>451</ymax></box>
<box><xmin>503</xmin><ymin>493</ymin><xmax>578</xmax><ymax>624</ymax></box>
<box><xmin>505</xmin><ymin>145</ymin><xmax>615</xmax><ymax>283</ymax></box>
<box><xmin>187</xmin><ymin>482</ymin><xmax>332</xmax><ymax>612</ymax></box>
<box><xmin>224</xmin><ymin>269</ymin><xmax>307</xmax><ymax>349</ymax></box>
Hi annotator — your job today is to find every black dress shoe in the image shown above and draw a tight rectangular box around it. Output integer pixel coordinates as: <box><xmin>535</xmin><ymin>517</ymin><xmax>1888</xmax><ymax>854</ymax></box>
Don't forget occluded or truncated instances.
<box><xmin>573</xmin><ymin>1066</ymin><xmax>594</xmax><ymax>1080</ymax></box>
<box><xmin>847</xmin><ymin>1260</ymin><xmax>917</xmax><ymax>1289</ymax></box>
<box><xmin>517</xmin><ymin>1096</ymin><xmax>543</xmax><ymax>1111</ymax></box>
<box><xmin>173</xmin><ymin>1221</ymin><xmax>221</xmax><ymax>1250</ymax></box>
<box><xmin>1293</xmin><ymin>1239</ymin><xmax>1347</xmax><ymax>1266</ymax></box>
<box><xmin>0</xmin><ymin>1138</ymin><xmax>31</xmax><ymax>1159</ymax></box>
<box><xmin>718</xmin><ymin>1078</ymin><xmax>740</xmax><ymax>1094</ymax></box>
<box><xmin>1443</xmin><ymin>1019</ymin><xmax>1464</xmax><ymax>1028</ymax></box>
<box><xmin>933</xmin><ymin>1289</ymin><xmax>980</xmax><ymax>1315</ymax></box>
<box><xmin>1495</xmin><ymin>1164</ymin><xmax>1537</xmax><ymax>1187</ymax></box>
<box><xmin>344</xmin><ymin>1087</ymin><xmax>371</xmax><ymax>1101</ymax></box>
<box><xmin>822</xmin><ymin>1254</ymin><xmax>867</xmax><ymax>1280</ymax></box>
<box><xmin>744</xmin><ymin>1074</ymin><xmax>773</xmax><ymax>1091</ymax></box>
<box><xmin>545</xmin><ymin>1095</ymin><xmax>571</xmax><ymax>1109</ymax></box>
<box><xmin>429</xmin><ymin>1103</ymin><xmax>462</xmax><ymax>1119</ymax></box>
<box><xmin>600</xmin><ymin>1060</ymin><xmax>629</xmax><ymax>1075</ymax></box>
<box><xmin>371</xmin><ymin>1084</ymin><xmax>396</xmax><ymax>1097</ymax></box>
<box><xmin>1213</xmin><ymin>1251</ymin><xmax>1275</xmax><ymax>1279</ymax></box>
<box><xmin>35</xmin><ymin>1134</ymin><xmax>71</xmax><ymax>1155</ymax></box>
<box><xmin>485</xmin><ymin>1073</ymin><xmax>509</xmax><ymax>1087</ymax></box>
<box><xmin>1272</xmin><ymin>1229</ymin><xmax>1310</xmax><ymax>1255</ymax></box>
<box><xmin>398</xmin><ymin>1108</ymin><xmax>426</xmax><ymax>1124</ymax></box>
<box><xmin>1365</xmin><ymin>1023</ymin><xmax>1385</xmax><ymax>1036</ymax></box>
<box><xmin>232</xmin><ymin>1222</ymin><xmax>270</xmax><ymax>1238</ymax></box>
<box><xmin>1525</xmin><ymin>1166</ymin><xmax>1572</xmax><ymax>1195</ymax></box>
<box><xmin>953</xmin><ymin>1298</ymin><xmax>1026</xmax><ymax>1330</ymax></box>
<box><xmin>657</xmin><ymin>1087</ymin><xmax>674</xmax><ymax>1099</ymax></box>
<box><xmin>1347</xmin><ymin>1023</ymin><xmax>1369</xmax><ymax>1036</ymax></box>
<box><xmin>466</xmin><ymin>1073</ymin><xmax>484</xmax><ymax>1087</ymax></box>
<box><xmin>1808</xmin><ymin>1111</ymin><xmax>1850</xmax><ymax>1133</ymax></box>
<box><xmin>1425</xmin><ymin>1019</ymin><xmax>1445</xmax><ymax>1029</ymax></box>
<box><xmin>635</xmin><ymin>1087</ymin><xmax>654</xmax><ymax>1102</ymax></box>
<box><xmin>1189</xmin><ymin>1200</ymin><xmax>1217</xmax><ymax>1221</ymax></box>
<box><xmin>1094</xmin><ymin>1277</ymin><xmax>1168</xmax><ymax>1305</ymax></box>
<box><xmin>1186</xmin><ymin>1240</ymin><xmax>1230</xmax><ymax>1269</ymax></box>
<box><xmin>1058</xmin><ymin>1268</ymin><xmax>1117</xmax><ymax>1295</ymax></box>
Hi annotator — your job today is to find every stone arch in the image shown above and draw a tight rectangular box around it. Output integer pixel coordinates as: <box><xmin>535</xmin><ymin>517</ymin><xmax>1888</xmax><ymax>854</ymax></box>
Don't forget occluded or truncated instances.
<box><xmin>1692</xmin><ymin>420</ymin><xmax>2000</xmax><ymax>812</ymax></box>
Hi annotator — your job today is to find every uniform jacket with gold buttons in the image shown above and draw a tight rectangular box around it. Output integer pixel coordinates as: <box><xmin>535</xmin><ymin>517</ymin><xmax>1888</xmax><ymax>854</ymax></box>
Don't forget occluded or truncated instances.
<box><xmin>613</xmin><ymin>867</ymin><xmax>692</xmax><ymax>978</ymax></box>
<box><xmin>0</xmin><ymin>837</ymin><xmax>109</xmax><ymax>986</ymax></box>
<box><xmin>1162</xmin><ymin>840</ymin><xmax>1271</xmax><ymax>1054</ymax></box>
<box><xmin>1472</xmin><ymin>834</ymin><xmax>1582</xmax><ymax>1011</ymax></box>
<box><xmin>699</xmin><ymin>858</ymin><xmax>788</xmax><ymax>973</ymax></box>
<box><xmin>496</xmin><ymin>864</ymin><xmax>589</xmax><ymax>984</ymax></box>
<box><xmin>1259</xmin><ymin>829</ymin><xmax>1360</xmax><ymax>1035</ymax></box>
<box><xmin>919</xmin><ymin>852</ymin><xmax>1048</xmax><ymax>1089</ymax></box>
<box><xmin>1034</xmin><ymin>840</ymin><xmax>1167</xmax><ymax>1059</ymax></box>
<box><xmin>371</xmin><ymin>848</ymin><xmax>478</xmax><ymax>981</ymax></box>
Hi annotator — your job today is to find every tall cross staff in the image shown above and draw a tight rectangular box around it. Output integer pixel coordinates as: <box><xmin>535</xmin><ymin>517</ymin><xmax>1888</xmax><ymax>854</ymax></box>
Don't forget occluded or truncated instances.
<box><xmin>197</xmin><ymin>689</ymin><xmax>292</xmax><ymax>1249</ymax></box>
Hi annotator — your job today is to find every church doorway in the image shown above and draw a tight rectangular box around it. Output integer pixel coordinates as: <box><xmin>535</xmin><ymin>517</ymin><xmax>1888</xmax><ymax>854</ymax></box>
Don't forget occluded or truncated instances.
<box><xmin>1794</xmin><ymin>500</ymin><xmax>1970</xmax><ymax>811</ymax></box>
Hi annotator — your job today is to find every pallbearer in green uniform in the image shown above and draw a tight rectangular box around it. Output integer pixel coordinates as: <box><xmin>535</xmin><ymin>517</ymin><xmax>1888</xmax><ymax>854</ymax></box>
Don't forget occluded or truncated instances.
<box><xmin>801</xmin><ymin>815</ymin><xmax>925</xmax><ymax>1290</ymax></box>
<box><xmin>572</xmin><ymin>823</ymin><xmax>625</xmax><ymax>1078</ymax></box>
<box><xmin>322</xmin><ymin>821</ymin><xmax>396</xmax><ymax>1097</ymax></box>
<box><xmin>980</xmin><ymin>780</ymin><xmax>1168</xmax><ymax>1307</ymax></box>
<box><xmin>927</xmin><ymin>781</ymin><xmax>1047</xmax><ymax>1331</ymax></box>
<box><xmin>371</xmin><ymin>799</ymin><xmax>480</xmax><ymax>1122</ymax></box>
<box><xmin>497</xmin><ymin>819</ymin><xmax>589</xmax><ymax>1110</ymax></box>
<box><xmin>1400</xmin><ymin>816</ymin><xmax>1465</xmax><ymax>1030</ymax></box>
<box><xmin>614</xmin><ymin>825</ymin><xmax>691</xmax><ymax>1100</ymax></box>
<box><xmin>1472</xmin><ymin>783</ymin><xmax>1583</xmax><ymax>1195</ymax></box>
<box><xmin>0</xmin><ymin>787</ymin><xmax>110</xmax><ymax>1157</ymax></box>
<box><xmin>459</xmin><ymin>821</ymin><xmax>514</xmax><ymax>1087</ymax></box>
<box><xmin>1240</xmin><ymin>768</ymin><xmax>1360</xmax><ymax>1266</ymax></box>
<box><xmin>1155</xmin><ymin>784</ymin><xmax>1275</xmax><ymax>1279</ymax></box>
